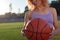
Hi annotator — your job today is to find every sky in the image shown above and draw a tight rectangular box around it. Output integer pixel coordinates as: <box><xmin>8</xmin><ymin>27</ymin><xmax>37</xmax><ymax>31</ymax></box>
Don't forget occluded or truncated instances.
<box><xmin>0</xmin><ymin>0</ymin><xmax>52</xmax><ymax>15</ymax></box>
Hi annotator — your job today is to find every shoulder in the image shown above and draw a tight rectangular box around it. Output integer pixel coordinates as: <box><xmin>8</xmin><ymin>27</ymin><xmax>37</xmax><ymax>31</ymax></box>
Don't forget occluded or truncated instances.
<box><xmin>49</xmin><ymin>7</ymin><xmax>57</xmax><ymax>12</ymax></box>
<box><xmin>25</xmin><ymin>10</ymin><xmax>33</xmax><ymax>16</ymax></box>
<box><xmin>49</xmin><ymin>7</ymin><xmax>57</xmax><ymax>16</ymax></box>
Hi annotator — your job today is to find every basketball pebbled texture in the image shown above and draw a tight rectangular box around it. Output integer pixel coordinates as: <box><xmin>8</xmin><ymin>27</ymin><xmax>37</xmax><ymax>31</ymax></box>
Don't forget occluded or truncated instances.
<box><xmin>23</xmin><ymin>18</ymin><xmax>53</xmax><ymax>40</ymax></box>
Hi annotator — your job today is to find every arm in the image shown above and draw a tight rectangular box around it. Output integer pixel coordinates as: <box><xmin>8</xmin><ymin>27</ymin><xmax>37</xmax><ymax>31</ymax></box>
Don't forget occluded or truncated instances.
<box><xmin>24</xmin><ymin>11</ymin><xmax>32</xmax><ymax>27</ymax></box>
<box><xmin>51</xmin><ymin>8</ymin><xmax>60</xmax><ymax>35</ymax></box>
<box><xmin>21</xmin><ymin>11</ymin><xmax>32</xmax><ymax>35</ymax></box>
<box><xmin>52</xmin><ymin>8</ymin><xmax>58</xmax><ymax>29</ymax></box>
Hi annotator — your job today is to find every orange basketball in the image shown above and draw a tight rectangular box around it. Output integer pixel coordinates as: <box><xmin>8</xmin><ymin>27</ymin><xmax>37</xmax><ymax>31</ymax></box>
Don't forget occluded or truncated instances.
<box><xmin>23</xmin><ymin>18</ymin><xmax>53</xmax><ymax>40</ymax></box>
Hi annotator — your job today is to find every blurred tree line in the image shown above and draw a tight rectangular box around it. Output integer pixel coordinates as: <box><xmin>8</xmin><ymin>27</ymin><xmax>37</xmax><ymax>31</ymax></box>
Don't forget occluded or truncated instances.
<box><xmin>50</xmin><ymin>0</ymin><xmax>60</xmax><ymax>16</ymax></box>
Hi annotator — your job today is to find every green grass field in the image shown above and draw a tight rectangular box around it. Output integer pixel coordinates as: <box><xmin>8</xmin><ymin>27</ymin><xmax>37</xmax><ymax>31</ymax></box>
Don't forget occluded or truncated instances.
<box><xmin>0</xmin><ymin>21</ymin><xmax>60</xmax><ymax>40</ymax></box>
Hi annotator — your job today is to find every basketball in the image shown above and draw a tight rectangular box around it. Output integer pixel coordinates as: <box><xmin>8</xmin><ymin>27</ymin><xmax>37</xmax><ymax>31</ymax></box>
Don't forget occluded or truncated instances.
<box><xmin>23</xmin><ymin>18</ymin><xmax>53</xmax><ymax>40</ymax></box>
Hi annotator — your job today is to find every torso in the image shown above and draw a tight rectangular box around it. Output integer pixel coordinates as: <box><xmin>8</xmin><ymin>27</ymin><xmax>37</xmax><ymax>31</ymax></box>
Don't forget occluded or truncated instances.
<box><xmin>29</xmin><ymin>8</ymin><xmax>54</xmax><ymax>28</ymax></box>
<box><xmin>32</xmin><ymin>11</ymin><xmax>53</xmax><ymax>27</ymax></box>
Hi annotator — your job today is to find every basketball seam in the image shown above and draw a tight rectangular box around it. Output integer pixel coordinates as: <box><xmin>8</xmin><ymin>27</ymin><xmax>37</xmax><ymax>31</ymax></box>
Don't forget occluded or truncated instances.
<box><xmin>36</xmin><ymin>18</ymin><xmax>39</xmax><ymax>40</ymax></box>
<box><xmin>41</xmin><ymin>24</ymin><xmax>53</xmax><ymax>40</ymax></box>
<box><xmin>28</xmin><ymin>22</ymin><xmax>34</xmax><ymax>39</ymax></box>
<box><xmin>40</xmin><ymin>23</ymin><xmax>48</xmax><ymax>40</ymax></box>
<box><xmin>24</xmin><ymin>30</ymin><xmax>51</xmax><ymax>34</ymax></box>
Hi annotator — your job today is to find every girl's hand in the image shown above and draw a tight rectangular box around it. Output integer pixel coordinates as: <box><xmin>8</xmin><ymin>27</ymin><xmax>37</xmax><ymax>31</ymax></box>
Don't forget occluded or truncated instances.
<box><xmin>49</xmin><ymin>28</ymin><xmax>60</xmax><ymax>39</ymax></box>
<box><xmin>21</xmin><ymin>28</ymin><xmax>25</xmax><ymax>36</ymax></box>
<box><xmin>21</xmin><ymin>20</ymin><xmax>31</xmax><ymax>35</ymax></box>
